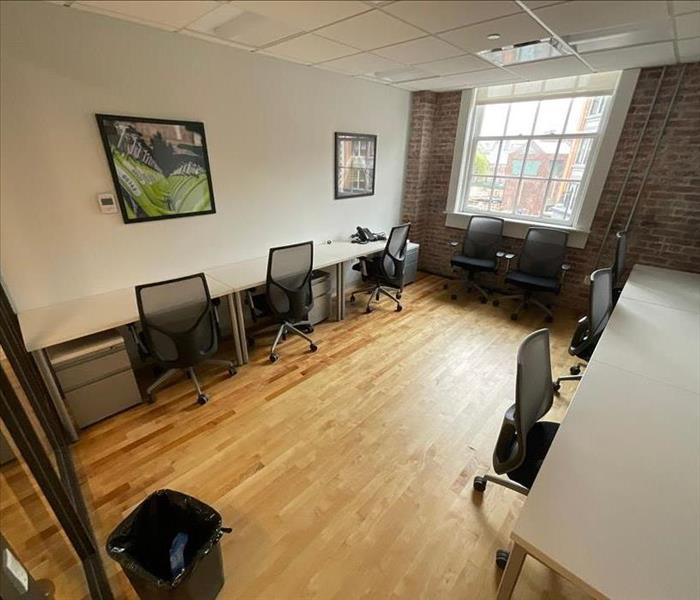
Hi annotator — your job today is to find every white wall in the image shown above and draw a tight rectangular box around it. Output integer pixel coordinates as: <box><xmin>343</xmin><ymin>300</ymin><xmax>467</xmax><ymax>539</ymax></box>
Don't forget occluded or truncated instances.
<box><xmin>0</xmin><ymin>1</ymin><xmax>410</xmax><ymax>311</ymax></box>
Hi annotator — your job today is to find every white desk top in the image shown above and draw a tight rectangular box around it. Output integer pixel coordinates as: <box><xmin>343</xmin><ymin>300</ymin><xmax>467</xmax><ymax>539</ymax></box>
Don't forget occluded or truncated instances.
<box><xmin>512</xmin><ymin>265</ymin><xmax>700</xmax><ymax>600</ymax></box>
<box><xmin>620</xmin><ymin>264</ymin><xmax>700</xmax><ymax>314</ymax></box>
<box><xmin>18</xmin><ymin>240</ymin><xmax>417</xmax><ymax>352</ymax></box>
<box><xmin>18</xmin><ymin>274</ymin><xmax>230</xmax><ymax>353</ymax></box>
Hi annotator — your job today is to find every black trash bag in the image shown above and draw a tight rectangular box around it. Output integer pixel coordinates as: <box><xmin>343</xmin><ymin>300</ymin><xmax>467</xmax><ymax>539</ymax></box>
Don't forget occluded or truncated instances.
<box><xmin>107</xmin><ymin>489</ymin><xmax>230</xmax><ymax>600</ymax></box>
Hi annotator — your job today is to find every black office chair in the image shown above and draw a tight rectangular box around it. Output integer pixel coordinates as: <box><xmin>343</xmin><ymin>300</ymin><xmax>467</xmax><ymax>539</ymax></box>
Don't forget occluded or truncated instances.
<box><xmin>134</xmin><ymin>274</ymin><xmax>236</xmax><ymax>406</ymax></box>
<box><xmin>444</xmin><ymin>216</ymin><xmax>504</xmax><ymax>303</ymax></box>
<box><xmin>351</xmin><ymin>223</ymin><xmax>411</xmax><ymax>314</ymax></box>
<box><xmin>473</xmin><ymin>328</ymin><xmax>559</xmax><ymax>568</ymax></box>
<box><xmin>553</xmin><ymin>267</ymin><xmax>613</xmax><ymax>392</ymax></box>
<box><xmin>266</xmin><ymin>241</ymin><xmax>318</xmax><ymax>363</ymax></box>
<box><xmin>494</xmin><ymin>227</ymin><xmax>571</xmax><ymax>322</ymax></box>
<box><xmin>611</xmin><ymin>230</ymin><xmax>628</xmax><ymax>304</ymax></box>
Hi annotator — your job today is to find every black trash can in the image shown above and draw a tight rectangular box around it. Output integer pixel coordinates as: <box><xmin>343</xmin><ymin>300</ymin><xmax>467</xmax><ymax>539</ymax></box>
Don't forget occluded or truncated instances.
<box><xmin>106</xmin><ymin>489</ymin><xmax>229</xmax><ymax>600</ymax></box>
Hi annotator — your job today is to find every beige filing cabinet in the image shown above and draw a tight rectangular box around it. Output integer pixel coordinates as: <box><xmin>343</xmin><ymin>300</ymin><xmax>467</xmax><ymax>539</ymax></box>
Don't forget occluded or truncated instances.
<box><xmin>47</xmin><ymin>330</ymin><xmax>141</xmax><ymax>429</ymax></box>
<box><xmin>308</xmin><ymin>270</ymin><xmax>331</xmax><ymax>325</ymax></box>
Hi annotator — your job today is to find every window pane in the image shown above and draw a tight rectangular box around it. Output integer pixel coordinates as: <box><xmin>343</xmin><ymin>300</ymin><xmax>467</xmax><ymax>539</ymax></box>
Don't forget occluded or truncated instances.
<box><xmin>523</xmin><ymin>139</ymin><xmax>560</xmax><ymax>178</ymax></box>
<box><xmin>544</xmin><ymin>180</ymin><xmax>580</xmax><ymax>221</ymax></box>
<box><xmin>554</xmin><ymin>138</ymin><xmax>588</xmax><ymax>180</ymax></box>
<box><xmin>566</xmin><ymin>96</ymin><xmax>608</xmax><ymax>133</ymax></box>
<box><xmin>491</xmin><ymin>177</ymin><xmax>517</xmax><ymax>214</ymax></box>
<box><xmin>497</xmin><ymin>140</ymin><xmax>528</xmax><ymax>177</ymax></box>
<box><xmin>478</xmin><ymin>104</ymin><xmax>509</xmax><ymax>136</ymax></box>
<box><xmin>465</xmin><ymin>176</ymin><xmax>493</xmax><ymax>210</ymax></box>
<box><xmin>472</xmin><ymin>140</ymin><xmax>500</xmax><ymax>176</ymax></box>
<box><xmin>505</xmin><ymin>101</ymin><xmax>537</xmax><ymax>136</ymax></box>
<box><xmin>516</xmin><ymin>178</ymin><xmax>548</xmax><ymax>217</ymax></box>
<box><xmin>533</xmin><ymin>98</ymin><xmax>570</xmax><ymax>135</ymax></box>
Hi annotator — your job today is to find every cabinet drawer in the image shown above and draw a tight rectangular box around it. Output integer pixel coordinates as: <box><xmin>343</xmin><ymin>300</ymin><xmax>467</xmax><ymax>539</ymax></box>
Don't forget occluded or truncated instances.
<box><xmin>64</xmin><ymin>370</ymin><xmax>141</xmax><ymax>428</ymax></box>
<box><xmin>55</xmin><ymin>350</ymin><xmax>131</xmax><ymax>392</ymax></box>
<box><xmin>312</xmin><ymin>275</ymin><xmax>331</xmax><ymax>297</ymax></box>
<box><xmin>309</xmin><ymin>293</ymin><xmax>330</xmax><ymax>325</ymax></box>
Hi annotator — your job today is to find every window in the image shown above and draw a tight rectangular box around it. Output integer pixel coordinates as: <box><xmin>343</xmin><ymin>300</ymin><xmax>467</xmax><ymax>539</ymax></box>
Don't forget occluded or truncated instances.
<box><xmin>335</xmin><ymin>132</ymin><xmax>376</xmax><ymax>199</ymax></box>
<box><xmin>460</xmin><ymin>93</ymin><xmax>610</xmax><ymax>224</ymax></box>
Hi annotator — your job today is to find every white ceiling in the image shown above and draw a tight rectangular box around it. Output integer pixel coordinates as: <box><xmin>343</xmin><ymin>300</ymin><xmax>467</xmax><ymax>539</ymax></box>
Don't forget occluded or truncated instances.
<box><xmin>51</xmin><ymin>1</ymin><xmax>700</xmax><ymax>91</ymax></box>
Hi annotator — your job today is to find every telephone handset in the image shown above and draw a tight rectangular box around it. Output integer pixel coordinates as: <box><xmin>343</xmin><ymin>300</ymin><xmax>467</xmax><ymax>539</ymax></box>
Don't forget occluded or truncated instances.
<box><xmin>351</xmin><ymin>226</ymin><xmax>387</xmax><ymax>244</ymax></box>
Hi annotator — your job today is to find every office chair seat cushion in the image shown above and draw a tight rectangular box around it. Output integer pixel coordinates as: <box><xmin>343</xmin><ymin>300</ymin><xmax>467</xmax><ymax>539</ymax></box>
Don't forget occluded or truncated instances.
<box><xmin>450</xmin><ymin>255</ymin><xmax>497</xmax><ymax>271</ymax></box>
<box><xmin>506</xmin><ymin>270</ymin><xmax>561</xmax><ymax>293</ymax></box>
<box><xmin>508</xmin><ymin>421</ymin><xmax>559</xmax><ymax>489</ymax></box>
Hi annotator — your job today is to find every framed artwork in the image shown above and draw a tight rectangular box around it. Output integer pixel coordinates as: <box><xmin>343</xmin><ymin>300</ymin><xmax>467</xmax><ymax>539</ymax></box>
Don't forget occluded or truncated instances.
<box><xmin>95</xmin><ymin>114</ymin><xmax>216</xmax><ymax>223</ymax></box>
<box><xmin>334</xmin><ymin>132</ymin><xmax>376</xmax><ymax>199</ymax></box>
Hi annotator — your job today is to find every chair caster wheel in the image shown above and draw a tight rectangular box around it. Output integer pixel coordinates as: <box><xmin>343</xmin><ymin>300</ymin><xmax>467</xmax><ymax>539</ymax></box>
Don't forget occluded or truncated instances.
<box><xmin>228</xmin><ymin>366</ymin><xmax>237</xmax><ymax>377</ymax></box>
<box><xmin>309</xmin><ymin>343</ymin><xmax>318</xmax><ymax>352</ymax></box>
<box><xmin>282</xmin><ymin>333</ymin><xmax>287</xmax><ymax>341</ymax></box>
<box><xmin>145</xmin><ymin>393</ymin><xmax>155</xmax><ymax>404</ymax></box>
<box><xmin>496</xmin><ymin>550</ymin><xmax>510</xmax><ymax>569</ymax></box>
<box><xmin>365</xmin><ymin>307</ymin><xmax>373</xmax><ymax>314</ymax></box>
<box><xmin>350</xmin><ymin>295</ymin><xmax>356</xmax><ymax>303</ymax></box>
<box><xmin>396</xmin><ymin>304</ymin><xmax>403</xmax><ymax>312</ymax></box>
<box><xmin>443</xmin><ymin>283</ymin><xmax>448</xmax><ymax>290</ymax></box>
<box><xmin>269</xmin><ymin>353</ymin><xmax>279</xmax><ymax>363</ymax></box>
<box><xmin>451</xmin><ymin>294</ymin><xmax>458</xmax><ymax>300</ymax></box>
<box><xmin>473</xmin><ymin>476</ymin><xmax>486</xmax><ymax>492</ymax></box>
<box><xmin>396</xmin><ymin>292</ymin><xmax>402</xmax><ymax>299</ymax></box>
<box><xmin>492</xmin><ymin>300</ymin><xmax>500</xmax><ymax>307</ymax></box>
<box><xmin>545</xmin><ymin>315</ymin><xmax>553</xmax><ymax>323</ymax></box>
<box><xmin>480</xmin><ymin>297</ymin><xmax>487</xmax><ymax>304</ymax></box>
<box><xmin>570</xmin><ymin>365</ymin><xmax>581</xmax><ymax>375</ymax></box>
<box><xmin>197</xmin><ymin>394</ymin><xmax>208</xmax><ymax>406</ymax></box>
<box><xmin>553</xmin><ymin>381</ymin><xmax>561</xmax><ymax>393</ymax></box>
<box><xmin>510</xmin><ymin>313</ymin><xmax>518</xmax><ymax>321</ymax></box>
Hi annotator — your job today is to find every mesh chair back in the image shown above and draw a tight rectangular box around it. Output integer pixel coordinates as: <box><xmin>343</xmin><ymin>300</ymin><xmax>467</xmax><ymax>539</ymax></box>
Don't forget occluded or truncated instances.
<box><xmin>266</xmin><ymin>241</ymin><xmax>314</xmax><ymax>321</ymax></box>
<box><xmin>589</xmin><ymin>268</ymin><xmax>613</xmax><ymax>339</ymax></box>
<box><xmin>463</xmin><ymin>216</ymin><xmax>504</xmax><ymax>259</ymax></box>
<box><xmin>136</xmin><ymin>274</ymin><xmax>216</xmax><ymax>365</ymax></box>
<box><xmin>381</xmin><ymin>223</ymin><xmax>410</xmax><ymax>284</ymax></box>
<box><xmin>612</xmin><ymin>230</ymin><xmax>628</xmax><ymax>287</ymax></box>
<box><xmin>519</xmin><ymin>227</ymin><xmax>568</xmax><ymax>278</ymax></box>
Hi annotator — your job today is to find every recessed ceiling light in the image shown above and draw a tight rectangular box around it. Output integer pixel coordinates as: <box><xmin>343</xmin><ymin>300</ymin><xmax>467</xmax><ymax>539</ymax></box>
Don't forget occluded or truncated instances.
<box><xmin>478</xmin><ymin>38</ymin><xmax>572</xmax><ymax>67</ymax></box>
<box><xmin>487</xmin><ymin>33</ymin><xmax>501</xmax><ymax>40</ymax></box>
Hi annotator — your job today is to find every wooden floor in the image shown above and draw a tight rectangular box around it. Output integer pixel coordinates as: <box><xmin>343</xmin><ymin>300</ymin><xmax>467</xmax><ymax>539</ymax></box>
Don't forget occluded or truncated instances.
<box><xmin>1</xmin><ymin>273</ymin><xmax>593</xmax><ymax>599</ymax></box>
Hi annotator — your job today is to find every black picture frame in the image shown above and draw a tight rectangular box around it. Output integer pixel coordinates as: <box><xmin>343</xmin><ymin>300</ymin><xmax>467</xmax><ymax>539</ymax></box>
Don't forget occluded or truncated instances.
<box><xmin>95</xmin><ymin>114</ymin><xmax>216</xmax><ymax>224</ymax></box>
<box><xmin>334</xmin><ymin>132</ymin><xmax>376</xmax><ymax>199</ymax></box>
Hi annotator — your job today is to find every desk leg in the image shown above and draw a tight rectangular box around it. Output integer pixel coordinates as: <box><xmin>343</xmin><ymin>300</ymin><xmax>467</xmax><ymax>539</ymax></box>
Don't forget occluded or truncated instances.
<box><xmin>233</xmin><ymin>291</ymin><xmax>249</xmax><ymax>364</ymax></box>
<box><xmin>497</xmin><ymin>543</ymin><xmax>527</xmax><ymax>600</ymax></box>
<box><xmin>227</xmin><ymin>294</ymin><xmax>243</xmax><ymax>366</ymax></box>
<box><xmin>335</xmin><ymin>261</ymin><xmax>345</xmax><ymax>321</ymax></box>
<box><xmin>32</xmin><ymin>350</ymin><xmax>79</xmax><ymax>442</ymax></box>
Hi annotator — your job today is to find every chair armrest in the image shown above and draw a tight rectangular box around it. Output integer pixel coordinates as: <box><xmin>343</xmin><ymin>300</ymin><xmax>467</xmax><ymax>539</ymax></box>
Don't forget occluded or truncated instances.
<box><xmin>448</xmin><ymin>241</ymin><xmax>460</xmax><ymax>247</ymax></box>
<box><xmin>496</xmin><ymin>251</ymin><xmax>516</xmax><ymax>271</ymax></box>
<box><xmin>127</xmin><ymin>323</ymin><xmax>150</xmax><ymax>359</ymax></box>
<box><xmin>560</xmin><ymin>263</ymin><xmax>572</xmax><ymax>284</ymax></box>
<box><xmin>569</xmin><ymin>316</ymin><xmax>591</xmax><ymax>355</ymax></box>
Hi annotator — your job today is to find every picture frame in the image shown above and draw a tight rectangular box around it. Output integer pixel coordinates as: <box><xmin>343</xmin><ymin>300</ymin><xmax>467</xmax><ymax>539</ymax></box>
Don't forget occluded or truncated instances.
<box><xmin>334</xmin><ymin>132</ymin><xmax>376</xmax><ymax>199</ymax></box>
<box><xmin>95</xmin><ymin>114</ymin><xmax>216</xmax><ymax>223</ymax></box>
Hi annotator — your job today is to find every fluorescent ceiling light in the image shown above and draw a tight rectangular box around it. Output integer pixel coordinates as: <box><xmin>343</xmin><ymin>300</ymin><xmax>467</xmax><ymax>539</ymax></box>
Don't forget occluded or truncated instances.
<box><xmin>478</xmin><ymin>38</ymin><xmax>572</xmax><ymax>67</ymax></box>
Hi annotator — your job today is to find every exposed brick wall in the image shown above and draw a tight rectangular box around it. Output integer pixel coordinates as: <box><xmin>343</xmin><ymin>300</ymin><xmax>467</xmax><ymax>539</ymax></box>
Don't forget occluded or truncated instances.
<box><xmin>402</xmin><ymin>63</ymin><xmax>700</xmax><ymax>312</ymax></box>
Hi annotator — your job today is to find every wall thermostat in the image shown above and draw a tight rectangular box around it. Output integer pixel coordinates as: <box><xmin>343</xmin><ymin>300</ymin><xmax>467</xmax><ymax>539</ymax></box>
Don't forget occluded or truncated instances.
<box><xmin>97</xmin><ymin>193</ymin><xmax>118</xmax><ymax>214</ymax></box>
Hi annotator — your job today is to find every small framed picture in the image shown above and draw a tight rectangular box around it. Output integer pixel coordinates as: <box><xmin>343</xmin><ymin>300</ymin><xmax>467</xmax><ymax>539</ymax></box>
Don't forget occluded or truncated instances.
<box><xmin>95</xmin><ymin>114</ymin><xmax>216</xmax><ymax>223</ymax></box>
<box><xmin>334</xmin><ymin>132</ymin><xmax>376</xmax><ymax>199</ymax></box>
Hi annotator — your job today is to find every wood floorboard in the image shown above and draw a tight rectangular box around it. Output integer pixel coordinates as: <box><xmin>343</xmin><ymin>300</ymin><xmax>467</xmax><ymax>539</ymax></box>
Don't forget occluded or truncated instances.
<box><xmin>1</xmin><ymin>273</ymin><xmax>593</xmax><ymax>599</ymax></box>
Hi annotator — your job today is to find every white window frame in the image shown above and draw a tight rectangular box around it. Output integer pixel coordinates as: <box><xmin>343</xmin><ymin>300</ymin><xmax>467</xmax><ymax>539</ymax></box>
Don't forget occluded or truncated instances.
<box><xmin>445</xmin><ymin>69</ymin><xmax>640</xmax><ymax>248</ymax></box>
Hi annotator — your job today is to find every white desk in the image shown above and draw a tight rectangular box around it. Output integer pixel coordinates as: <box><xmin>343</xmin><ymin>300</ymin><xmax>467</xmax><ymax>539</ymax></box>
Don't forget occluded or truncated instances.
<box><xmin>498</xmin><ymin>265</ymin><xmax>700</xmax><ymax>599</ymax></box>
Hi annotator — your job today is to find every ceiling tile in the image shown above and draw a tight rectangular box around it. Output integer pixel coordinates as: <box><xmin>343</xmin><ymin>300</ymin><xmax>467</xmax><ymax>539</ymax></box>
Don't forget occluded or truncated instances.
<box><xmin>317</xmin><ymin>52</ymin><xmax>406</xmax><ymax>75</ymax></box>
<box><xmin>583</xmin><ymin>41</ymin><xmax>676</xmax><ymax>70</ymax></box>
<box><xmin>76</xmin><ymin>1</ymin><xmax>220</xmax><ymax>30</ymax></box>
<box><xmin>262</xmin><ymin>34</ymin><xmax>359</xmax><ymax>64</ymax></box>
<box><xmin>670</xmin><ymin>1</ymin><xmax>700</xmax><ymax>16</ymax></box>
<box><xmin>505</xmin><ymin>55</ymin><xmax>592</xmax><ymax>79</ymax></box>
<box><xmin>522</xmin><ymin>0</ymin><xmax>569</xmax><ymax>8</ymax></box>
<box><xmin>372</xmin><ymin>66</ymin><xmax>432</xmax><ymax>82</ymax></box>
<box><xmin>414</xmin><ymin>68</ymin><xmax>523</xmax><ymax>90</ymax></box>
<box><xmin>373</xmin><ymin>36</ymin><xmax>463</xmax><ymax>64</ymax></box>
<box><xmin>439</xmin><ymin>13</ymin><xmax>548</xmax><ymax>53</ymax></box>
<box><xmin>569</xmin><ymin>20</ymin><xmax>675</xmax><ymax>54</ymax></box>
<box><xmin>179</xmin><ymin>29</ymin><xmax>254</xmax><ymax>51</ymax></box>
<box><xmin>383</xmin><ymin>1</ymin><xmax>521</xmax><ymax>34</ymax></box>
<box><xmin>230</xmin><ymin>1</ymin><xmax>370</xmax><ymax>31</ymax></box>
<box><xmin>420</xmin><ymin>54</ymin><xmax>493</xmax><ymax>75</ymax></box>
<box><xmin>678</xmin><ymin>37</ymin><xmax>700</xmax><ymax>61</ymax></box>
<box><xmin>675</xmin><ymin>12</ymin><xmax>700</xmax><ymax>39</ymax></box>
<box><xmin>534</xmin><ymin>1</ymin><xmax>670</xmax><ymax>36</ymax></box>
<box><xmin>316</xmin><ymin>10</ymin><xmax>424</xmax><ymax>50</ymax></box>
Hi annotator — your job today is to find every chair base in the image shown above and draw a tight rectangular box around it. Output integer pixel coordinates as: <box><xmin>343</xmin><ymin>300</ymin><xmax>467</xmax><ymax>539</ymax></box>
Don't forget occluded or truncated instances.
<box><xmin>472</xmin><ymin>474</ymin><xmax>529</xmax><ymax>496</ymax></box>
<box><xmin>146</xmin><ymin>359</ymin><xmax>236</xmax><ymax>406</ymax></box>
<box><xmin>444</xmin><ymin>270</ymin><xmax>491</xmax><ymax>303</ymax></box>
<box><xmin>494</xmin><ymin>290</ymin><xmax>555</xmax><ymax>322</ymax></box>
<box><xmin>351</xmin><ymin>284</ymin><xmax>403</xmax><ymax>313</ymax></box>
<box><xmin>269</xmin><ymin>320</ymin><xmax>317</xmax><ymax>362</ymax></box>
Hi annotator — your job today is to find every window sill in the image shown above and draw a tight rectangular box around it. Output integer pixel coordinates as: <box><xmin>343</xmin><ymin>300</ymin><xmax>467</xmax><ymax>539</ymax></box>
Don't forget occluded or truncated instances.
<box><xmin>444</xmin><ymin>211</ymin><xmax>590</xmax><ymax>249</ymax></box>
